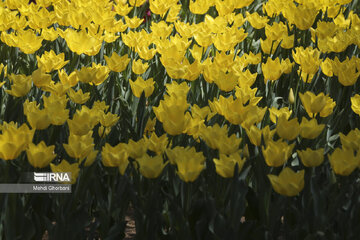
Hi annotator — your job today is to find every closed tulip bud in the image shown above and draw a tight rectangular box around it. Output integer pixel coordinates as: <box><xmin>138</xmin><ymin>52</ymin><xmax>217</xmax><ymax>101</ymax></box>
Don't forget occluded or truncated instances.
<box><xmin>289</xmin><ymin>88</ymin><xmax>295</xmax><ymax>104</ymax></box>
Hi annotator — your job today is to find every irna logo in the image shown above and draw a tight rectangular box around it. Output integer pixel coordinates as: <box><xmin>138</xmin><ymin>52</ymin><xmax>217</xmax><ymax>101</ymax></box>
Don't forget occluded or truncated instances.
<box><xmin>34</xmin><ymin>172</ymin><xmax>71</xmax><ymax>183</ymax></box>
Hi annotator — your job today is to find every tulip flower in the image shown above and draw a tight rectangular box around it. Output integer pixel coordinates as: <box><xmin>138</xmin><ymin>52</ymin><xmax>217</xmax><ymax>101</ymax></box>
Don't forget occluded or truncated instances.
<box><xmin>328</xmin><ymin>148</ymin><xmax>360</xmax><ymax>176</ymax></box>
<box><xmin>213</xmin><ymin>151</ymin><xmax>246</xmax><ymax>178</ymax></box>
<box><xmin>262</xmin><ymin>139</ymin><xmax>294</xmax><ymax>167</ymax></box>
<box><xmin>26</xmin><ymin>141</ymin><xmax>56</xmax><ymax>168</ymax></box>
<box><xmin>297</xmin><ymin>148</ymin><xmax>324</xmax><ymax>167</ymax></box>
<box><xmin>268</xmin><ymin>167</ymin><xmax>305</xmax><ymax>197</ymax></box>
<box><xmin>136</xmin><ymin>154</ymin><xmax>168</xmax><ymax>179</ymax></box>
<box><xmin>50</xmin><ymin>160</ymin><xmax>80</xmax><ymax>184</ymax></box>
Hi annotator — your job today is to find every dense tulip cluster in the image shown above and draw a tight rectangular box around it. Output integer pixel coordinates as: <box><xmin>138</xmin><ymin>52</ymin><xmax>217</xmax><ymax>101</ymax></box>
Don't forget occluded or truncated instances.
<box><xmin>1</xmin><ymin>0</ymin><xmax>360</xmax><ymax>238</ymax></box>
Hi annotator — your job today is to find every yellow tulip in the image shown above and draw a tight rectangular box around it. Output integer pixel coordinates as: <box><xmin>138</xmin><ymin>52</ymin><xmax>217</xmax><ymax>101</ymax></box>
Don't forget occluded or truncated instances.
<box><xmin>113</xmin><ymin>3</ymin><xmax>133</xmax><ymax>16</ymax></box>
<box><xmin>149</xmin><ymin>0</ymin><xmax>174</xmax><ymax>15</ymax></box>
<box><xmin>14</xmin><ymin>29</ymin><xmax>44</xmax><ymax>54</ymax></box>
<box><xmin>64</xmin><ymin>29</ymin><xmax>103</xmax><ymax>56</ymax></box>
<box><xmin>269</xmin><ymin>107</ymin><xmax>292</xmax><ymax>123</ymax></box>
<box><xmin>292</xmin><ymin>47</ymin><xmax>321</xmax><ymax>83</ymax></box>
<box><xmin>26</xmin><ymin>141</ymin><xmax>56</xmax><ymax>168</ymax></box>
<box><xmin>165</xmin><ymin>4</ymin><xmax>181</xmax><ymax>22</ymax></box>
<box><xmin>268</xmin><ymin>168</ymin><xmax>305</xmax><ymax>197</ymax></box>
<box><xmin>297</xmin><ymin>148</ymin><xmax>324</xmax><ymax>167</ymax></box>
<box><xmin>135</xmin><ymin>45</ymin><xmax>156</xmax><ymax>61</ymax></box>
<box><xmin>332</xmin><ymin>57</ymin><xmax>360</xmax><ymax>86</ymax></box>
<box><xmin>129</xmin><ymin>77</ymin><xmax>155</xmax><ymax>98</ymax></box>
<box><xmin>200</xmin><ymin>124</ymin><xmax>242</xmax><ymax>155</ymax></box>
<box><xmin>63</xmin><ymin>131</ymin><xmax>94</xmax><ymax>160</ymax></box>
<box><xmin>98</xmin><ymin>126</ymin><xmax>111</xmax><ymax>138</ymax></box>
<box><xmin>246</xmin><ymin>12</ymin><xmax>268</xmax><ymax>29</ymax></box>
<box><xmin>166</xmin><ymin>146</ymin><xmax>205</xmax><ymax>182</ymax></box>
<box><xmin>101</xmin><ymin>143</ymin><xmax>129</xmax><ymax>174</ymax></box>
<box><xmin>99</xmin><ymin>112</ymin><xmax>119</xmax><ymax>128</ymax></box>
<box><xmin>32</xmin><ymin>68</ymin><xmax>52</xmax><ymax>88</ymax></box>
<box><xmin>262</xmin><ymin>58</ymin><xmax>284</xmax><ymax>82</ymax></box>
<box><xmin>43</xmin><ymin>94</ymin><xmax>69</xmax><ymax>125</ymax></box>
<box><xmin>144</xmin><ymin>117</ymin><xmax>156</xmax><ymax>136</ymax></box>
<box><xmin>289</xmin><ymin>88</ymin><xmax>295</xmax><ymax>104</ymax></box>
<box><xmin>6</xmin><ymin>74</ymin><xmax>32</xmax><ymax>97</ymax></box>
<box><xmin>283</xmin><ymin>3</ymin><xmax>318</xmax><ymax>30</ymax></box>
<box><xmin>320</xmin><ymin>58</ymin><xmax>334</xmax><ymax>77</ymax></box>
<box><xmin>147</xmin><ymin>133</ymin><xmax>168</xmax><ymax>155</ymax></box>
<box><xmin>0</xmin><ymin>123</ymin><xmax>34</xmax><ymax>160</ymax></box>
<box><xmin>183</xmin><ymin>59</ymin><xmax>203</xmax><ymax>81</ymax></box>
<box><xmin>23</xmin><ymin>100</ymin><xmax>51</xmax><ymax>130</ymax></box>
<box><xmin>82</xmin><ymin>150</ymin><xmax>98</xmax><ymax>167</ymax></box>
<box><xmin>132</xmin><ymin>59</ymin><xmax>149</xmax><ymax>75</ymax></box>
<box><xmin>213</xmin><ymin>151</ymin><xmax>246</xmax><ymax>178</ymax></box>
<box><xmin>67</xmin><ymin>88</ymin><xmax>90</xmax><ymax>105</ymax></box>
<box><xmin>189</xmin><ymin>0</ymin><xmax>211</xmax><ymax>14</ymax></box>
<box><xmin>276</xmin><ymin>115</ymin><xmax>300</xmax><ymax>141</ymax></box>
<box><xmin>104</xmin><ymin>52</ymin><xmax>130</xmax><ymax>72</ymax></box>
<box><xmin>135</xmin><ymin>154</ymin><xmax>168</xmax><ymax>179</ymax></box>
<box><xmin>67</xmin><ymin>106</ymin><xmax>99</xmax><ymax>136</ymax></box>
<box><xmin>58</xmin><ymin>70</ymin><xmax>79</xmax><ymax>87</ymax></box>
<box><xmin>76</xmin><ymin>63</ymin><xmax>110</xmax><ymax>86</ymax></box>
<box><xmin>50</xmin><ymin>160</ymin><xmax>79</xmax><ymax>184</ymax></box>
<box><xmin>299</xmin><ymin>118</ymin><xmax>325</xmax><ymax>139</ymax></box>
<box><xmin>328</xmin><ymin>148</ymin><xmax>360</xmax><ymax>176</ymax></box>
<box><xmin>127</xmin><ymin>138</ymin><xmax>149</xmax><ymax>159</ymax></box>
<box><xmin>0</xmin><ymin>63</ymin><xmax>7</xmax><ymax>78</ymax></box>
<box><xmin>351</xmin><ymin>94</ymin><xmax>360</xmax><ymax>116</ymax></box>
<box><xmin>36</xmin><ymin>50</ymin><xmax>69</xmax><ymax>73</ymax></box>
<box><xmin>262</xmin><ymin>139</ymin><xmax>294</xmax><ymax>167</ymax></box>
<box><xmin>212</xmin><ymin>69</ymin><xmax>238</xmax><ymax>92</ymax></box>
<box><xmin>124</xmin><ymin>16</ymin><xmax>144</xmax><ymax>28</ymax></box>
<box><xmin>153</xmin><ymin>97</ymin><xmax>191</xmax><ymax>136</ymax></box>
<box><xmin>299</xmin><ymin>91</ymin><xmax>335</xmax><ymax>118</ymax></box>
<box><xmin>339</xmin><ymin>129</ymin><xmax>360</xmax><ymax>151</ymax></box>
<box><xmin>245</xmin><ymin>125</ymin><xmax>262</xmax><ymax>146</ymax></box>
